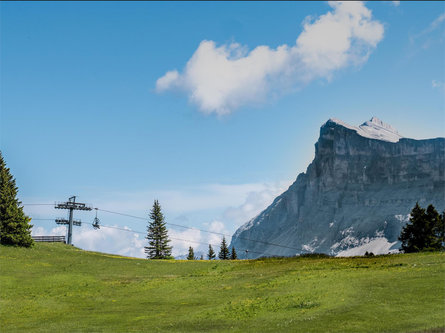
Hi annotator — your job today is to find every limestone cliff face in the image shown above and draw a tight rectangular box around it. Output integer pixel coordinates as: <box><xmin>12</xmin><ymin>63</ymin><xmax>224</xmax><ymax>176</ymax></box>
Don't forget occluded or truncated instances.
<box><xmin>230</xmin><ymin>118</ymin><xmax>445</xmax><ymax>258</ymax></box>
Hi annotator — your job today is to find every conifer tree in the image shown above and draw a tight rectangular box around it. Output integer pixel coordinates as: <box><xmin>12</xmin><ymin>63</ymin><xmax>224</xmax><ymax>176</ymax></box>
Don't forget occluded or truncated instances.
<box><xmin>218</xmin><ymin>236</ymin><xmax>229</xmax><ymax>260</ymax></box>
<box><xmin>230</xmin><ymin>246</ymin><xmax>237</xmax><ymax>260</ymax></box>
<box><xmin>399</xmin><ymin>203</ymin><xmax>445</xmax><ymax>253</ymax></box>
<box><xmin>145</xmin><ymin>200</ymin><xmax>172</xmax><ymax>259</ymax></box>
<box><xmin>0</xmin><ymin>152</ymin><xmax>33</xmax><ymax>247</ymax></box>
<box><xmin>436</xmin><ymin>210</ymin><xmax>445</xmax><ymax>249</ymax></box>
<box><xmin>200</xmin><ymin>254</ymin><xmax>204</xmax><ymax>260</ymax></box>
<box><xmin>399</xmin><ymin>203</ymin><xmax>425</xmax><ymax>253</ymax></box>
<box><xmin>426</xmin><ymin>204</ymin><xmax>442</xmax><ymax>250</ymax></box>
<box><xmin>207</xmin><ymin>244</ymin><xmax>216</xmax><ymax>260</ymax></box>
<box><xmin>187</xmin><ymin>246</ymin><xmax>195</xmax><ymax>260</ymax></box>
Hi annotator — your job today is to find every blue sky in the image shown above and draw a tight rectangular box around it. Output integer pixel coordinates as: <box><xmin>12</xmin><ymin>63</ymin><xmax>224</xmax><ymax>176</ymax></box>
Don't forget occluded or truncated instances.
<box><xmin>1</xmin><ymin>1</ymin><xmax>444</xmax><ymax>257</ymax></box>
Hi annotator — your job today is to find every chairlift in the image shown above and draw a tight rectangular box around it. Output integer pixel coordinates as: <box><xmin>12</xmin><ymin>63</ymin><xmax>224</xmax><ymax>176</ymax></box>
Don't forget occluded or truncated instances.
<box><xmin>92</xmin><ymin>208</ymin><xmax>100</xmax><ymax>229</ymax></box>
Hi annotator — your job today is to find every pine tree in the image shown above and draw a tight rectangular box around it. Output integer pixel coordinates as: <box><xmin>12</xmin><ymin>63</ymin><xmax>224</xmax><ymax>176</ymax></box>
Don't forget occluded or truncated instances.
<box><xmin>0</xmin><ymin>152</ymin><xmax>33</xmax><ymax>247</ymax></box>
<box><xmin>399</xmin><ymin>202</ymin><xmax>425</xmax><ymax>253</ymax></box>
<box><xmin>218</xmin><ymin>236</ymin><xmax>229</xmax><ymax>260</ymax></box>
<box><xmin>436</xmin><ymin>210</ymin><xmax>445</xmax><ymax>249</ymax></box>
<box><xmin>207</xmin><ymin>244</ymin><xmax>215</xmax><ymax>260</ymax></box>
<box><xmin>230</xmin><ymin>246</ymin><xmax>237</xmax><ymax>260</ymax></box>
<box><xmin>145</xmin><ymin>200</ymin><xmax>172</xmax><ymax>259</ymax></box>
<box><xmin>425</xmin><ymin>204</ymin><xmax>442</xmax><ymax>250</ymax></box>
<box><xmin>187</xmin><ymin>246</ymin><xmax>195</xmax><ymax>260</ymax></box>
<box><xmin>399</xmin><ymin>203</ymin><xmax>445</xmax><ymax>253</ymax></box>
<box><xmin>200</xmin><ymin>254</ymin><xmax>204</xmax><ymax>260</ymax></box>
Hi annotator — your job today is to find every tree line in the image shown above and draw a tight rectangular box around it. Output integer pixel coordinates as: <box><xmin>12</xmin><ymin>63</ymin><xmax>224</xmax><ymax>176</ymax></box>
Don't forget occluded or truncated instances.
<box><xmin>144</xmin><ymin>199</ymin><xmax>238</xmax><ymax>260</ymax></box>
<box><xmin>186</xmin><ymin>237</ymin><xmax>238</xmax><ymax>260</ymax></box>
<box><xmin>146</xmin><ymin>199</ymin><xmax>445</xmax><ymax>260</ymax></box>
<box><xmin>1</xmin><ymin>151</ymin><xmax>443</xmax><ymax>257</ymax></box>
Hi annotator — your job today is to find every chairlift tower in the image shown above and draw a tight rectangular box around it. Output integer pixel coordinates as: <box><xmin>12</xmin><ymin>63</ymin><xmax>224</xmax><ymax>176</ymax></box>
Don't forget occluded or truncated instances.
<box><xmin>55</xmin><ymin>196</ymin><xmax>92</xmax><ymax>245</ymax></box>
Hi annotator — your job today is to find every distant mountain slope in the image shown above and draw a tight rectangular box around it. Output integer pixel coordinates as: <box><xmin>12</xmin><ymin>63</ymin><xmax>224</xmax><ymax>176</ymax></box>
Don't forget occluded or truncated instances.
<box><xmin>230</xmin><ymin>118</ymin><xmax>445</xmax><ymax>258</ymax></box>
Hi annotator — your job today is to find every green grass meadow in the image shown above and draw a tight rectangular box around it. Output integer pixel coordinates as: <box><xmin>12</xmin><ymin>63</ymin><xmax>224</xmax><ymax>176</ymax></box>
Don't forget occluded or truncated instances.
<box><xmin>0</xmin><ymin>243</ymin><xmax>444</xmax><ymax>332</ymax></box>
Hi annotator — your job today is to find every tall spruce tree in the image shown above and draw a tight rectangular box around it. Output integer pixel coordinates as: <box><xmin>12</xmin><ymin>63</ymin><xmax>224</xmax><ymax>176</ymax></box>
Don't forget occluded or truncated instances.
<box><xmin>426</xmin><ymin>204</ymin><xmax>442</xmax><ymax>250</ymax></box>
<box><xmin>399</xmin><ymin>203</ymin><xmax>445</xmax><ymax>253</ymax></box>
<box><xmin>230</xmin><ymin>246</ymin><xmax>237</xmax><ymax>260</ymax></box>
<box><xmin>187</xmin><ymin>246</ymin><xmax>195</xmax><ymax>260</ymax></box>
<box><xmin>399</xmin><ymin>203</ymin><xmax>426</xmax><ymax>253</ymax></box>
<box><xmin>0</xmin><ymin>152</ymin><xmax>33</xmax><ymax>247</ymax></box>
<box><xmin>436</xmin><ymin>210</ymin><xmax>445</xmax><ymax>249</ymax></box>
<box><xmin>218</xmin><ymin>236</ymin><xmax>229</xmax><ymax>260</ymax></box>
<box><xmin>208</xmin><ymin>244</ymin><xmax>216</xmax><ymax>260</ymax></box>
<box><xmin>145</xmin><ymin>200</ymin><xmax>172</xmax><ymax>259</ymax></box>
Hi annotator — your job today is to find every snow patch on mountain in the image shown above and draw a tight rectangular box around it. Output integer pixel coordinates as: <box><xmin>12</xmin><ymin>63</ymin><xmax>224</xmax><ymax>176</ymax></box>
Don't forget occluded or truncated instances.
<box><xmin>302</xmin><ymin>237</ymin><xmax>319</xmax><ymax>253</ymax></box>
<box><xmin>336</xmin><ymin>237</ymin><xmax>399</xmax><ymax>257</ymax></box>
<box><xmin>395</xmin><ymin>214</ymin><xmax>410</xmax><ymax>223</ymax></box>
<box><xmin>328</xmin><ymin>117</ymin><xmax>403</xmax><ymax>143</ymax></box>
<box><xmin>331</xmin><ymin>230</ymin><xmax>360</xmax><ymax>252</ymax></box>
<box><xmin>331</xmin><ymin>228</ymin><xmax>396</xmax><ymax>256</ymax></box>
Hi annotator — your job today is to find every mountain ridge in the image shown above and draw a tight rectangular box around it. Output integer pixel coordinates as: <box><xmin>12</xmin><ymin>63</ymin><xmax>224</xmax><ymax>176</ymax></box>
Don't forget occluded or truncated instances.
<box><xmin>230</xmin><ymin>118</ymin><xmax>445</xmax><ymax>258</ymax></box>
<box><xmin>327</xmin><ymin>117</ymin><xmax>403</xmax><ymax>143</ymax></box>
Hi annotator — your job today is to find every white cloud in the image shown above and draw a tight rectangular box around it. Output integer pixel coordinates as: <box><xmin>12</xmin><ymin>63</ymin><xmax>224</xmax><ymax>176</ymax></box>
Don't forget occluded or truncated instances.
<box><xmin>156</xmin><ymin>70</ymin><xmax>180</xmax><ymax>92</ymax></box>
<box><xmin>204</xmin><ymin>220</ymin><xmax>229</xmax><ymax>249</ymax></box>
<box><xmin>223</xmin><ymin>180</ymin><xmax>291</xmax><ymax>225</ymax></box>
<box><xmin>32</xmin><ymin>225</ymin><xmax>66</xmax><ymax>236</ymax></box>
<box><xmin>295</xmin><ymin>1</ymin><xmax>384</xmax><ymax>81</ymax></box>
<box><xmin>156</xmin><ymin>1</ymin><xmax>384</xmax><ymax>115</ymax></box>
<box><xmin>23</xmin><ymin>182</ymin><xmax>292</xmax><ymax>221</ymax></box>
<box><xmin>33</xmin><ymin>224</ymin><xmax>147</xmax><ymax>258</ymax></box>
<box><xmin>82</xmin><ymin>182</ymin><xmax>281</xmax><ymax>216</ymax></box>
<box><xmin>31</xmin><ymin>225</ymin><xmax>66</xmax><ymax>236</ymax></box>
<box><xmin>75</xmin><ymin>226</ymin><xmax>146</xmax><ymax>258</ymax></box>
<box><xmin>169</xmin><ymin>228</ymin><xmax>202</xmax><ymax>257</ymax></box>
<box><xmin>33</xmin><ymin>223</ymin><xmax>212</xmax><ymax>259</ymax></box>
<box><xmin>170</xmin><ymin>220</ymin><xmax>234</xmax><ymax>257</ymax></box>
<box><xmin>25</xmin><ymin>180</ymin><xmax>293</xmax><ymax>258</ymax></box>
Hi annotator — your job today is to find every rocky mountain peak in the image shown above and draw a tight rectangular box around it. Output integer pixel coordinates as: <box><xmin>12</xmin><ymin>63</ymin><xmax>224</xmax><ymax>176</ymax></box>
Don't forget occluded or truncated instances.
<box><xmin>230</xmin><ymin>118</ymin><xmax>444</xmax><ymax>258</ymax></box>
<box><xmin>325</xmin><ymin>117</ymin><xmax>403</xmax><ymax>143</ymax></box>
<box><xmin>365</xmin><ymin>116</ymin><xmax>396</xmax><ymax>131</ymax></box>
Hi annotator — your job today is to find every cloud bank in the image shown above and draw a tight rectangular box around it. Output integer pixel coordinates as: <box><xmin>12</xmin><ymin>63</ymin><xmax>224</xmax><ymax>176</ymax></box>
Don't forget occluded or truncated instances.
<box><xmin>156</xmin><ymin>1</ymin><xmax>384</xmax><ymax>115</ymax></box>
<box><xmin>27</xmin><ymin>180</ymin><xmax>290</xmax><ymax>258</ymax></box>
<box><xmin>32</xmin><ymin>225</ymin><xmax>147</xmax><ymax>258</ymax></box>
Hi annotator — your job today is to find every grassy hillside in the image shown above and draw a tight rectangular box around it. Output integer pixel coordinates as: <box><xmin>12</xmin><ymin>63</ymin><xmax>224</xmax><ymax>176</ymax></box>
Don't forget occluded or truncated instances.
<box><xmin>0</xmin><ymin>243</ymin><xmax>444</xmax><ymax>332</ymax></box>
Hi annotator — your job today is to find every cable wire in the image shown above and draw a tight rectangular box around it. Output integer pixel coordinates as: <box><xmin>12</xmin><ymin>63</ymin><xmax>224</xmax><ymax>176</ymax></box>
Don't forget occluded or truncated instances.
<box><xmin>97</xmin><ymin>223</ymin><xmax>276</xmax><ymax>257</ymax></box>
<box><xmin>97</xmin><ymin>208</ymin><xmax>305</xmax><ymax>253</ymax></box>
<box><xmin>22</xmin><ymin>203</ymin><xmax>54</xmax><ymax>206</ymax></box>
<box><xmin>24</xmin><ymin>203</ymin><xmax>307</xmax><ymax>254</ymax></box>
